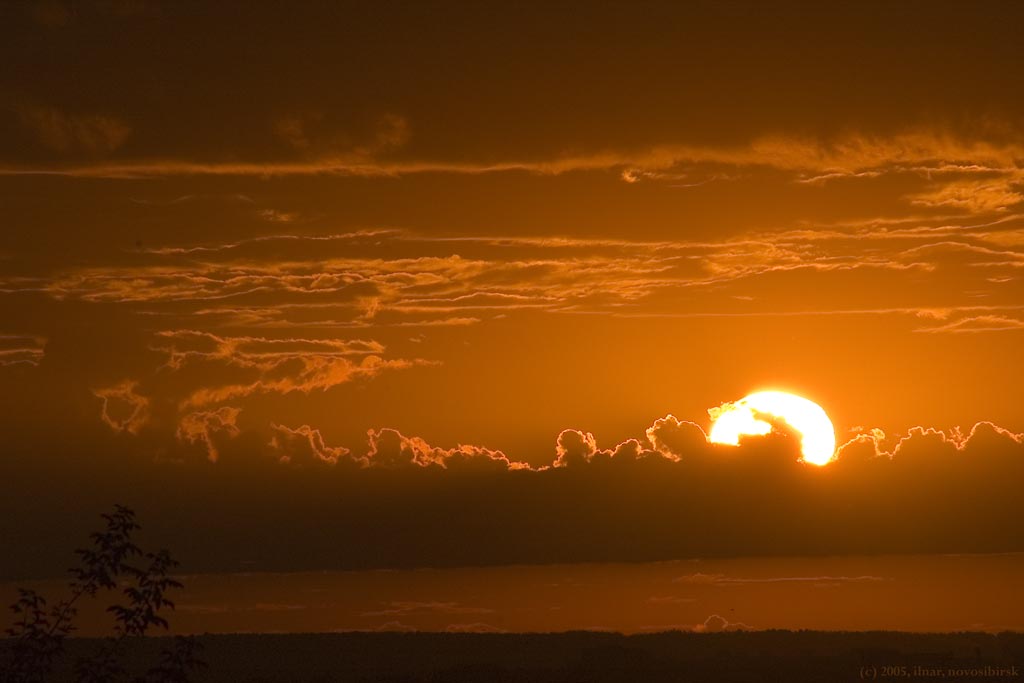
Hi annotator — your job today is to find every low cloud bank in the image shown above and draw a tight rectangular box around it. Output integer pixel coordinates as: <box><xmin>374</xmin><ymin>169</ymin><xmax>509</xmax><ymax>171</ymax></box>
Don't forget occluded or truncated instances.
<box><xmin>3</xmin><ymin>413</ymin><xmax>1023</xmax><ymax>580</ymax></box>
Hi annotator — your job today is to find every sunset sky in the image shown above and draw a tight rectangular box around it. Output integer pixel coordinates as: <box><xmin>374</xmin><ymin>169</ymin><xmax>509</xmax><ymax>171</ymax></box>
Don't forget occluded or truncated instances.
<box><xmin>2</xmin><ymin>1</ymin><xmax>1024</xmax><ymax>582</ymax></box>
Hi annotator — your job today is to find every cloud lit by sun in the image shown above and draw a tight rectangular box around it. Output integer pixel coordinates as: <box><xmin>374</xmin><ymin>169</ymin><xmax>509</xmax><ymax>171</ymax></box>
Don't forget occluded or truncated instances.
<box><xmin>708</xmin><ymin>391</ymin><xmax>837</xmax><ymax>466</ymax></box>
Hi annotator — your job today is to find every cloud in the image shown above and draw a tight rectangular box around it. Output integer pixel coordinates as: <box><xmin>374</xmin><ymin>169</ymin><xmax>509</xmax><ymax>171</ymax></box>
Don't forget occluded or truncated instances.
<box><xmin>169</xmin><ymin>416</ymin><xmax>710</xmax><ymax>470</ymax></box>
<box><xmin>16</xmin><ymin>222</ymin><xmax>1023</xmax><ymax>339</ymax></box>
<box><xmin>834</xmin><ymin>421</ymin><xmax>1024</xmax><ymax>465</ymax></box>
<box><xmin>552</xmin><ymin>429</ymin><xmax>599</xmax><ymax>467</ymax></box>
<box><xmin>261</xmin><ymin>415</ymin><xmax>1024</xmax><ymax>473</ymax></box>
<box><xmin>361</xmin><ymin>601</ymin><xmax>493</xmax><ymax>617</ymax></box>
<box><xmin>364</xmin><ymin>428</ymin><xmax>522</xmax><ymax>471</ymax></box>
<box><xmin>273</xmin><ymin>112</ymin><xmax>410</xmax><ymax>156</ymax></box>
<box><xmin>8</xmin><ymin>412</ymin><xmax>1024</xmax><ymax>574</ymax></box>
<box><xmin>157</xmin><ymin>335</ymin><xmax>420</xmax><ymax>409</ymax></box>
<box><xmin>269</xmin><ymin>423</ymin><xmax>359</xmax><ymax>466</ymax></box>
<box><xmin>551</xmin><ymin>427</ymin><xmax>687</xmax><ymax>468</ymax></box>
<box><xmin>834</xmin><ymin>428</ymin><xmax>888</xmax><ymax>463</ymax></box>
<box><xmin>257</xmin><ymin>208</ymin><xmax>298</xmax><ymax>223</ymax></box>
<box><xmin>915</xmin><ymin>315</ymin><xmax>1024</xmax><ymax>334</ymax></box>
<box><xmin>908</xmin><ymin>177</ymin><xmax>1024</xmax><ymax>213</ymax></box>
<box><xmin>692</xmin><ymin>614</ymin><xmax>750</xmax><ymax>633</ymax></box>
<box><xmin>609</xmin><ymin>438</ymin><xmax>651</xmax><ymax>461</ymax></box>
<box><xmin>2</xmin><ymin>129</ymin><xmax>1020</xmax><ymax>187</ymax></box>
<box><xmin>373</xmin><ymin>621</ymin><xmax>417</xmax><ymax>632</ymax></box>
<box><xmin>136</xmin><ymin>229</ymin><xmax>397</xmax><ymax>256</ymax></box>
<box><xmin>962</xmin><ymin>421</ymin><xmax>1024</xmax><ymax>457</ymax></box>
<box><xmin>891</xmin><ymin>426</ymin><xmax>962</xmax><ymax>464</ymax></box>
<box><xmin>673</xmin><ymin>572</ymin><xmax>727</xmax><ymax>585</ymax></box>
<box><xmin>93</xmin><ymin>380</ymin><xmax>149</xmax><ymax>434</ymax></box>
<box><xmin>17</xmin><ymin>103</ymin><xmax>131</xmax><ymax>154</ymax></box>
<box><xmin>645</xmin><ymin>415</ymin><xmax>708</xmax><ymax>460</ymax></box>
<box><xmin>646</xmin><ymin>595</ymin><xmax>696</xmax><ymax>605</ymax></box>
<box><xmin>74</xmin><ymin>329</ymin><xmax>428</xmax><ymax>462</ymax></box>
<box><xmin>153</xmin><ymin>330</ymin><xmax>384</xmax><ymax>367</ymax></box>
<box><xmin>176</xmin><ymin>407</ymin><xmax>241</xmax><ymax>462</ymax></box>
<box><xmin>0</xmin><ymin>335</ymin><xmax>46</xmax><ymax>367</ymax></box>
<box><xmin>674</xmin><ymin>573</ymin><xmax>886</xmax><ymax>586</ymax></box>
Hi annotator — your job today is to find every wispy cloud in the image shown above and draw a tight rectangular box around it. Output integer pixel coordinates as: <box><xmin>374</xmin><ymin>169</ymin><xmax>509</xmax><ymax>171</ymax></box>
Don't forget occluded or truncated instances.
<box><xmin>177</xmin><ymin>406</ymin><xmax>241</xmax><ymax>462</ymax></box>
<box><xmin>269</xmin><ymin>423</ymin><xmax>356</xmax><ymax>466</ymax></box>
<box><xmin>0</xmin><ymin>334</ymin><xmax>46</xmax><ymax>367</ymax></box>
<box><xmin>360</xmin><ymin>601</ymin><xmax>494</xmax><ymax>617</ymax></box>
<box><xmin>674</xmin><ymin>573</ymin><xmax>888</xmax><ymax>585</ymax></box>
<box><xmin>8</xmin><ymin>221</ymin><xmax>1023</xmax><ymax>332</ymax></box>
<box><xmin>16</xmin><ymin>102</ymin><xmax>131</xmax><ymax>154</ymax></box>
<box><xmin>2</xmin><ymin>130</ymin><xmax>1020</xmax><ymax>188</ymax></box>
<box><xmin>94</xmin><ymin>380</ymin><xmax>149</xmax><ymax>434</ymax></box>
<box><xmin>915</xmin><ymin>314</ymin><xmax>1024</xmax><ymax>334</ymax></box>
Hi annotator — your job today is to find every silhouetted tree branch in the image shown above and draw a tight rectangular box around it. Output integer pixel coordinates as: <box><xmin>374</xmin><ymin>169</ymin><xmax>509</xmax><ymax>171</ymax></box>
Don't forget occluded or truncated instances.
<box><xmin>1</xmin><ymin>505</ymin><xmax>204</xmax><ymax>683</ymax></box>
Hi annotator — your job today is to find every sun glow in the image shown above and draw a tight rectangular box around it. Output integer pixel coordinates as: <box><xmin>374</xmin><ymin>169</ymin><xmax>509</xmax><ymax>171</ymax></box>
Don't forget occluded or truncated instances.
<box><xmin>708</xmin><ymin>391</ymin><xmax>837</xmax><ymax>466</ymax></box>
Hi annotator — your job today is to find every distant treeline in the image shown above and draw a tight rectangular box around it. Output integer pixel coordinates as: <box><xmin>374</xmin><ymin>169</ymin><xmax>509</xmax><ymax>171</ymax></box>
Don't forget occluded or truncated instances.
<box><xmin>33</xmin><ymin>631</ymin><xmax>1024</xmax><ymax>683</ymax></box>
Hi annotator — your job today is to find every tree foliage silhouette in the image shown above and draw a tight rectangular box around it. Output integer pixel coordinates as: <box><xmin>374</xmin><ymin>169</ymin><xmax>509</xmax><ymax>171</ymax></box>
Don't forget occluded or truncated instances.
<box><xmin>1</xmin><ymin>505</ymin><xmax>205</xmax><ymax>683</ymax></box>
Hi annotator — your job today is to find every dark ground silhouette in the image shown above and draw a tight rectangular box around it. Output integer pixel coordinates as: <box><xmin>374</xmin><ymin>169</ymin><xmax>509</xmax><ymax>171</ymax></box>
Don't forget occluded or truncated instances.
<box><xmin>34</xmin><ymin>631</ymin><xmax>1024</xmax><ymax>683</ymax></box>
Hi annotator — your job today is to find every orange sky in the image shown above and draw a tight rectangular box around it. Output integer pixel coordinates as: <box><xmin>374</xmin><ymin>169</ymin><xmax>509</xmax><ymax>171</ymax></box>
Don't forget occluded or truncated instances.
<box><xmin>2</xmin><ymin>1</ymin><xmax>1024</xmax><ymax>579</ymax></box>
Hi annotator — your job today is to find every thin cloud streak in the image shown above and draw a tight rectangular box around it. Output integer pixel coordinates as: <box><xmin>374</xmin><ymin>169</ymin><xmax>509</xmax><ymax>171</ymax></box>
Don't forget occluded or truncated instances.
<box><xmin>0</xmin><ymin>334</ymin><xmax>46</xmax><ymax>367</ymax></box>
<box><xmin>8</xmin><ymin>225</ymin><xmax>1024</xmax><ymax>332</ymax></box>
<box><xmin>1</xmin><ymin>130</ymin><xmax>1021</xmax><ymax>186</ymax></box>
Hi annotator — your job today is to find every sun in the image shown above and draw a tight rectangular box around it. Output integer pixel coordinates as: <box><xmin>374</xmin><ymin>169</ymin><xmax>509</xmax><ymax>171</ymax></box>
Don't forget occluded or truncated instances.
<box><xmin>708</xmin><ymin>391</ymin><xmax>837</xmax><ymax>466</ymax></box>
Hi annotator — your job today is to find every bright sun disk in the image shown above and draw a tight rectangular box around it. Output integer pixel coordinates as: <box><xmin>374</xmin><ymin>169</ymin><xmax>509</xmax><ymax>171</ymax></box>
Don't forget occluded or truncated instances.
<box><xmin>708</xmin><ymin>391</ymin><xmax>836</xmax><ymax>466</ymax></box>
